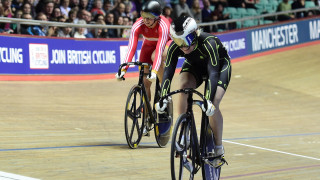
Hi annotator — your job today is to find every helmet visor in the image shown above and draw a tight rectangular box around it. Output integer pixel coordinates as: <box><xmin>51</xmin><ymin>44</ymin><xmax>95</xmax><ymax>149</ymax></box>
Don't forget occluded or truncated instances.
<box><xmin>172</xmin><ymin>32</ymin><xmax>196</xmax><ymax>48</ymax></box>
<box><xmin>141</xmin><ymin>11</ymin><xmax>156</xmax><ymax>19</ymax></box>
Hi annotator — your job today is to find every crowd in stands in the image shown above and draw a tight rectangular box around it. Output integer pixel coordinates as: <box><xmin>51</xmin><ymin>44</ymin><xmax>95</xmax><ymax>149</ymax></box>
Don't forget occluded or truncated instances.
<box><xmin>0</xmin><ymin>0</ymin><xmax>319</xmax><ymax>37</ymax></box>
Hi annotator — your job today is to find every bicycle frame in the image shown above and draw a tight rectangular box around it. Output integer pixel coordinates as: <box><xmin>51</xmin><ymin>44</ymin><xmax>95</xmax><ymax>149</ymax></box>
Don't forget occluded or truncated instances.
<box><xmin>119</xmin><ymin>62</ymin><xmax>157</xmax><ymax>123</ymax></box>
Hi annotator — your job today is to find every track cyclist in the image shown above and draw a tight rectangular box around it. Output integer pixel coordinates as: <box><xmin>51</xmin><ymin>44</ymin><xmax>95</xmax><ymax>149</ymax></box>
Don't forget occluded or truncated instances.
<box><xmin>156</xmin><ymin>15</ymin><xmax>232</xmax><ymax>168</ymax></box>
<box><xmin>115</xmin><ymin>0</ymin><xmax>171</xmax><ymax>101</ymax></box>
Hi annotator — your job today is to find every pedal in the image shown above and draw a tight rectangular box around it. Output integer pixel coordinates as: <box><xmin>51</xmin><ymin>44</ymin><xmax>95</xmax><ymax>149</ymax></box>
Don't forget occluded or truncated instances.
<box><xmin>205</xmin><ymin>155</ymin><xmax>228</xmax><ymax>168</ymax></box>
<box><xmin>142</xmin><ymin>127</ymin><xmax>150</xmax><ymax>137</ymax></box>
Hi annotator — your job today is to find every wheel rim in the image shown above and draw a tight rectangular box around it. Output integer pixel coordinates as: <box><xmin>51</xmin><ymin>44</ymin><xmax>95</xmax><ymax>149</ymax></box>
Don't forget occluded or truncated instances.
<box><xmin>171</xmin><ymin>116</ymin><xmax>194</xmax><ymax>180</ymax></box>
<box><xmin>124</xmin><ymin>87</ymin><xmax>145</xmax><ymax>148</ymax></box>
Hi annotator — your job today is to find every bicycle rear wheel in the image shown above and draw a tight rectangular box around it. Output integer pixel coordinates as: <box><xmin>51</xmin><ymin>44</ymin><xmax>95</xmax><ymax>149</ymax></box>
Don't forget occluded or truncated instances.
<box><xmin>124</xmin><ymin>85</ymin><xmax>145</xmax><ymax>149</ymax></box>
<box><xmin>171</xmin><ymin>113</ymin><xmax>195</xmax><ymax>180</ymax></box>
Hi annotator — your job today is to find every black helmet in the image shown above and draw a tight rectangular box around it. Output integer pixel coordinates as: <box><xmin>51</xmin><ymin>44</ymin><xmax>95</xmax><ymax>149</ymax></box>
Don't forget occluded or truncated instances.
<box><xmin>141</xmin><ymin>0</ymin><xmax>162</xmax><ymax>18</ymax></box>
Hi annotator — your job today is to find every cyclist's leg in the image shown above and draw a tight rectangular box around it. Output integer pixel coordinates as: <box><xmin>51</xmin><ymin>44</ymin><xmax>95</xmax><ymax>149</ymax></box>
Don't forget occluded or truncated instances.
<box><xmin>209</xmin><ymin>58</ymin><xmax>231</xmax><ymax>149</ymax></box>
<box><xmin>178</xmin><ymin>72</ymin><xmax>197</xmax><ymax>115</ymax></box>
<box><xmin>140</xmin><ymin>43</ymin><xmax>155</xmax><ymax>100</ymax></box>
<box><xmin>209</xmin><ymin>86</ymin><xmax>225</xmax><ymax>147</ymax></box>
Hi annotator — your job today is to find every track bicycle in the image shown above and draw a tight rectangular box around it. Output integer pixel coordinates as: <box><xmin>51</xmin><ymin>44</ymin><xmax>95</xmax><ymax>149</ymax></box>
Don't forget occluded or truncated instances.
<box><xmin>158</xmin><ymin>79</ymin><xmax>224</xmax><ymax>180</ymax></box>
<box><xmin>117</xmin><ymin>62</ymin><xmax>173</xmax><ymax>149</ymax></box>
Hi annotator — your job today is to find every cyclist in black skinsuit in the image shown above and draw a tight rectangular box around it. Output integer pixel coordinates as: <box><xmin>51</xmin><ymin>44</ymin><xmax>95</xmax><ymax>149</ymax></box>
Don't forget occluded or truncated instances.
<box><xmin>156</xmin><ymin>15</ymin><xmax>231</xmax><ymax>167</ymax></box>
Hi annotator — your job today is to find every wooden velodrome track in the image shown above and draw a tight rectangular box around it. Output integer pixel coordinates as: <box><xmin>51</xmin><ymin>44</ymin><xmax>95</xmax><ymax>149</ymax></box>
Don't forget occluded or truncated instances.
<box><xmin>0</xmin><ymin>42</ymin><xmax>319</xmax><ymax>180</ymax></box>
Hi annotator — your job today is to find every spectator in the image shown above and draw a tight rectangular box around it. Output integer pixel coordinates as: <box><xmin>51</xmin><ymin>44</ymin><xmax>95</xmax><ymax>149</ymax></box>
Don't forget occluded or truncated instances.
<box><xmin>73</xmin><ymin>19</ymin><xmax>86</xmax><ymax>38</ymax></box>
<box><xmin>202</xmin><ymin>0</ymin><xmax>212</xmax><ymax>32</ymax></box>
<box><xmin>60</xmin><ymin>0</ymin><xmax>70</xmax><ymax>17</ymax></box>
<box><xmin>191</xmin><ymin>0</ymin><xmax>202</xmax><ymax>22</ymax></box>
<box><xmin>74</xmin><ymin>9</ymin><xmax>88</xmax><ymax>23</ymax></box>
<box><xmin>22</xmin><ymin>0</ymin><xmax>36</xmax><ymax>15</ymax></box>
<box><xmin>102</xmin><ymin>0</ymin><xmax>112</xmax><ymax>14</ymax></box>
<box><xmin>292</xmin><ymin>0</ymin><xmax>309</xmax><ymax>18</ymax></box>
<box><xmin>277</xmin><ymin>0</ymin><xmax>295</xmax><ymax>21</ymax></box>
<box><xmin>2</xmin><ymin>0</ymin><xmax>13</xmax><ymax>32</ymax></box>
<box><xmin>47</xmin><ymin>18</ymin><xmax>59</xmax><ymax>36</ymax></box>
<box><xmin>121</xmin><ymin>16</ymin><xmax>131</xmax><ymax>38</ymax></box>
<box><xmin>244</xmin><ymin>0</ymin><xmax>259</xmax><ymax>9</ymax></box>
<box><xmin>87</xmin><ymin>15</ymin><xmax>107</xmax><ymax>38</ymax></box>
<box><xmin>105</xmin><ymin>12</ymin><xmax>117</xmax><ymax>37</ymax></box>
<box><xmin>163</xmin><ymin>6</ymin><xmax>172</xmax><ymax>23</ymax></box>
<box><xmin>69</xmin><ymin>0</ymin><xmax>79</xmax><ymax>8</ymax></box>
<box><xmin>57</xmin><ymin>18</ymin><xmax>72</xmax><ymax>37</ymax></box>
<box><xmin>210</xmin><ymin>3</ymin><xmax>232</xmax><ymax>32</ymax></box>
<box><xmin>12</xmin><ymin>0</ymin><xmax>24</xmax><ymax>12</ymax></box>
<box><xmin>228</xmin><ymin>0</ymin><xmax>245</xmax><ymax>8</ymax></box>
<box><xmin>173</xmin><ymin>0</ymin><xmax>194</xmax><ymax>20</ymax></box>
<box><xmin>95</xmin><ymin>19</ymin><xmax>108</xmax><ymax>38</ymax></box>
<box><xmin>10</xmin><ymin>9</ymin><xmax>23</xmax><ymax>33</ymax></box>
<box><xmin>20</xmin><ymin>13</ymin><xmax>33</xmax><ymax>34</ymax></box>
<box><xmin>210</xmin><ymin>0</ymin><xmax>228</xmax><ymax>7</ymax></box>
<box><xmin>111</xmin><ymin>2</ymin><xmax>125</xmax><ymax>22</ymax></box>
<box><xmin>15</xmin><ymin>9</ymin><xmax>23</xmax><ymax>17</ymax></box>
<box><xmin>83</xmin><ymin>12</ymin><xmax>104</xmax><ymax>37</ymax></box>
<box><xmin>26</xmin><ymin>12</ymin><xmax>47</xmax><ymax>36</ymax></box>
<box><xmin>131</xmin><ymin>0</ymin><xmax>142</xmax><ymax>17</ymax></box>
<box><xmin>79</xmin><ymin>0</ymin><xmax>88</xmax><ymax>10</ymax></box>
<box><xmin>57</xmin><ymin>14</ymin><xmax>66</xmax><ymax>21</ymax></box>
<box><xmin>52</xmin><ymin>6</ymin><xmax>62</xmax><ymax>19</ymax></box>
<box><xmin>115</xmin><ymin>15</ymin><xmax>123</xmax><ymax>37</ymax></box>
<box><xmin>124</xmin><ymin>1</ymin><xmax>134</xmax><ymax>20</ymax></box>
<box><xmin>41</xmin><ymin>0</ymin><xmax>54</xmax><ymax>20</ymax></box>
<box><xmin>93</xmin><ymin>11</ymin><xmax>103</xmax><ymax>21</ymax></box>
<box><xmin>90</xmin><ymin>0</ymin><xmax>105</xmax><ymax>16</ymax></box>
<box><xmin>21</xmin><ymin>2</ymin><xmax>34</xmax><ymax>17</ymax></box>
<box><xmin>84</xmin><ymin>8</ymin><xmax>92</xmax><ymax>22</ymax></box>
<box><xmin>68</xmin><ymin>8</ymin><xmax>77</xmax><ymax>22</ymax></box>
<box><xmin>86</xmin><ymin>0</ymin><xmax>94</xmax><ymax>11</ymax></box>
<box><xmin>0</xmin><ymin>2</ymin><xmax>4</xmax><ymax>33</ymax></box>
<box><xmin>159</xmin><ymin>0</ymin><xmax>171</xmax><ymax>8</ymax></box>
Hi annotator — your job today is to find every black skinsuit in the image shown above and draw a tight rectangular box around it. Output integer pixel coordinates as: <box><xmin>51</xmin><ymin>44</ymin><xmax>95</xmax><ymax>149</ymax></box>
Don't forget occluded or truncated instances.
<box><xmin>160</xmin><ymin>32</ymin><xmax>232</xmax><ymax>101</ymax></box>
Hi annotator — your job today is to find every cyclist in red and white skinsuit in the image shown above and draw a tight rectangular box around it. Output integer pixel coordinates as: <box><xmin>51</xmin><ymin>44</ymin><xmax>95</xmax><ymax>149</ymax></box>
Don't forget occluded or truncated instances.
<box><xmin>116</xmin><ymin>0</ymin><xmax>171</xmax><ymax>100</ymax></box>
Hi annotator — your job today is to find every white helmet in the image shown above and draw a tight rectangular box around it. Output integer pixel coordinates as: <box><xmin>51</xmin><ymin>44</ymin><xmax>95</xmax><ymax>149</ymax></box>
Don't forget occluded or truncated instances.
<box><xmin>170</xmin><ymin>15</ymin><xmax>198</xmax><ymax>47</ymax></box>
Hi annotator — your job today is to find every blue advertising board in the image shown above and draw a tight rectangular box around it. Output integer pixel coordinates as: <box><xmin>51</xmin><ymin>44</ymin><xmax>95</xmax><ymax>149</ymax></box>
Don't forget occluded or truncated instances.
<box><xmin>0</xmin><ymin>36</ymin><xmax>141</xmax><ymax>74</ymax></box>
<box><xmin>0</xmin><ymin>17</ymin><xmax>319</xmax><ymax>75</ymax></box>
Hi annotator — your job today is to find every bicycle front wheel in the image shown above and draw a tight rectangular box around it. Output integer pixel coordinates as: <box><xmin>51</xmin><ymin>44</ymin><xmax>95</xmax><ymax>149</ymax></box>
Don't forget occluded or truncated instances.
<box><xmin>171</xmin><ymin>113</ymin><xmax>195</xmax><ymax>180</ymax></box>
<box><xmin>124</xmin><ymin>85</ymin><xmax>145</xmax><ymax>149</ymax></box>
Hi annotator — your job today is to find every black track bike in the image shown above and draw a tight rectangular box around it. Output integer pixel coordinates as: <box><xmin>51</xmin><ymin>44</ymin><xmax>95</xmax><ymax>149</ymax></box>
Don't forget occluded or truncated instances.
<box><xmin>158</xmin><ymin>79</ymin><xmax>223</xmax><ymax>180</ymax></box>
<box><xmin>117</xmin><ymin>62</ymin><xmax>173</xmax><ymax>149</ymax></box>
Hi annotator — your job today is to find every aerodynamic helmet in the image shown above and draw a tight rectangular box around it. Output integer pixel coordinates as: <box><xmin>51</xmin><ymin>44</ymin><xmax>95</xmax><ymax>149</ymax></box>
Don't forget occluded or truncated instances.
<box><xmin>170</xmin><ymin>15</ymin><xmax>198</xmax><ymax>47</ymax></box>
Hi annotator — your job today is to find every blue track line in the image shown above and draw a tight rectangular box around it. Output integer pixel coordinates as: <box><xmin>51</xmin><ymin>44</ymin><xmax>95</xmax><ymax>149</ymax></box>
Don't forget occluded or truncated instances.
<box><xmin>0</xmin><ymin>132</ymin><xmax>319</xmax><ymax>152</ymax></box>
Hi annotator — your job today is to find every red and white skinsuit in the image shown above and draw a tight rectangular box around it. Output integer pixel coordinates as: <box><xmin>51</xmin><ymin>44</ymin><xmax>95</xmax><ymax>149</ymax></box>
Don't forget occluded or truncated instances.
<box><xmin>123</xmin><ymin>15</ymin><xmax>171</xmax><ymax>74</ymax></box>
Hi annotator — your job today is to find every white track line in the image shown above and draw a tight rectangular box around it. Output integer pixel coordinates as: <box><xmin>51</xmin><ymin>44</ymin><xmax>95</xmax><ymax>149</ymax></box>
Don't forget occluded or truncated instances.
<box><xmin>0</xmin><ymin>171</ymin><xmax>40</xmax><ymax>180</ymax></box>
<box><xmin>223</xmin><ymin>140</ymin><xmax>320</xmax><ymax>161</ymax></box>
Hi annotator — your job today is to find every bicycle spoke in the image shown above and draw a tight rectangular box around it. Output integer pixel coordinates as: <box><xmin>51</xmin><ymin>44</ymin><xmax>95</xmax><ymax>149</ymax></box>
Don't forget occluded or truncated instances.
<box><xmin>124</xmin><ymin>86</ymin><xmax>144</xmax><ymax>149</ymax></box>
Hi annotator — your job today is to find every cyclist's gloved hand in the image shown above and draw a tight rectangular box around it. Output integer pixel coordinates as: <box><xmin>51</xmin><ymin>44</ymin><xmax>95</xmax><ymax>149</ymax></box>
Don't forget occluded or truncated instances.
<box><xmin>115</xmin><ymin>71</ymin><xmax>126</xmax><ymax>81</ymax></box>
<box><xmin>147</xmin><ymin>71</ymin><xmax>157</xmax><ymax>82</ymax></box>
<box><xmin>201</xmin><ymin>99</ymin><xmax>215</xmax><ymax>116</ymax></box>
<box><xmin>155</xmin><ymin>98</ymin><xmax>168</xmax><ymax>114</ymax></box>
